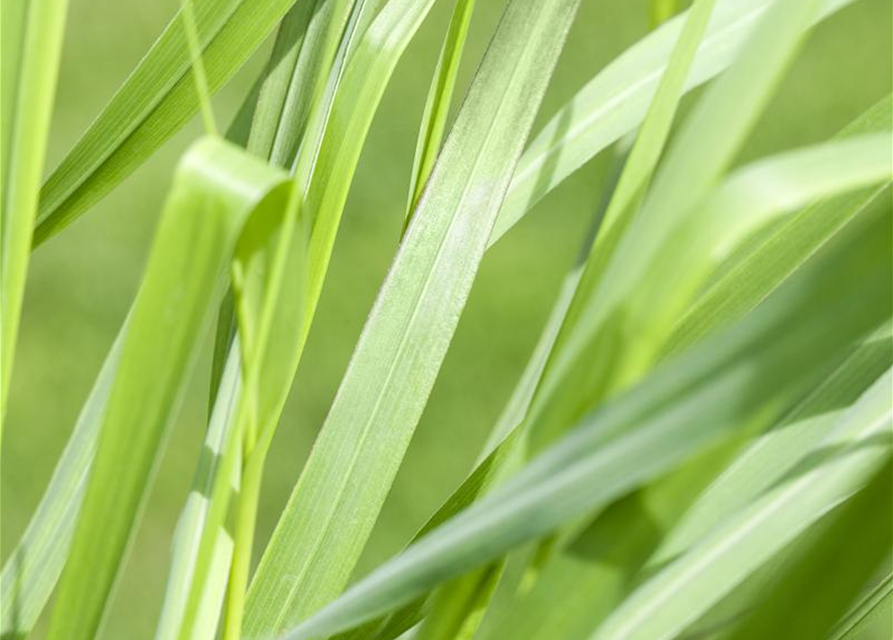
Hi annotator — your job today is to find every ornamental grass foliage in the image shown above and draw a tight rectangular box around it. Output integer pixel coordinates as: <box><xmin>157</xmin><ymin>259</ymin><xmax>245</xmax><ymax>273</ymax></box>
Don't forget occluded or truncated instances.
<box><xmin>1</xmin><ymin>0</ymin><xmax>891</xmax><ymax>639</ymax></box>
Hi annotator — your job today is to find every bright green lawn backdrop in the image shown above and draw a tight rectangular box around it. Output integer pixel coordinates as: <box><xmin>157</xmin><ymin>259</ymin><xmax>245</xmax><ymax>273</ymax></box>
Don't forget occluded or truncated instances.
<box><xmin>1</xmin><ymin>0</ymin><xmax>891</xmax><ymax>638</ymax></box>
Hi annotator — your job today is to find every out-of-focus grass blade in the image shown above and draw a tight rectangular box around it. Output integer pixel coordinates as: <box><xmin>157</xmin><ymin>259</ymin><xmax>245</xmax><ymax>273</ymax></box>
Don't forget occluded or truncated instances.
<box><xmin>0</xmin><ymin>332</ymin><xmax>121</xmax><ymax>638</ymax></box>
<box><xmin>722</xmin><ymin>460</ymin><xmax>891</xmax><ymax>640</ymax></box>
<box><xmin>32</xmin><ymin>0</ymin><xmax>302</xmax><ymax>245</ymax></box>
<box><xmin>590</xmin><ymin>367</ymin><xmax>892</xmax><ymax>640</ymax></box>
<box><xmin>830</xmin><ymin>573</ymin><xmax>893</xmax><ymax>640</ymax></box>
<box><xmin>400</xmin><ymin>2</ymin><xmax>719</xmax><ymax>631</ymax></box>
<box><xmin>275</xmin><ymin>206</ymin><xmax>892</xmax><ymax>640</ymax></box>
<box><xmin>488</xmin><ymin>0</ymin><xmax>859</xmax><ymax>246</ymax></box>
<box><xmin>475</xmin><ymin>323</ymin><xmax>892</xmax><ymax>640</ymax></box>
<box><xmin>1</xmin><ymin>0</ymin><xmax>69</xmax><ymax>408</ymax></box>
<box><xmin>405</xmin><ymin>0</ymin><xmax>477</xmax><ymax>223</ymax></box>
<box><xmin>665</xmin><ymin>95</ymin><xmax>892</xmax><ymax>355</ymax></box>
<box><xmin>694</xmin><ymin>132</ymin><xmax>892</xmax><ymax>261</ymax></box>
<box><xmin>42</xmin><ymin>138</ymin><xmax>291</xmax><ymax>640</ymax></box>
<box><xmin>243</xmin><ymin>0</ymin><xmax>584</xmax><ymax>635</ymax></box>
<box><xmin>526</xmin><ymin>0</ymin><xmax>826</xmax><ymax>451</ymax></box>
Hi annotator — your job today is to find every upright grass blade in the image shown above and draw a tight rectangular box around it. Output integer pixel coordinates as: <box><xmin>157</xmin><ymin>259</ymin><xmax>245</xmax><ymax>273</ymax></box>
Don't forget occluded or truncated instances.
<box><xmin>277</xmin><ymin>196</ymin><xmax>892</xmax><ymax>640</ymax></box>
<box><xmin>32</xmin><ymin>0</ymin><xmax>303</xmax><ymax>244</ymax></box>
<box><xmin>42</xmin><ymin>139</ymin><xmax>291</xmax><ymax>640</ymax></box>
<box><xmin>248</xmin><ymin>0</ymin><xmax>359</xmax><ymax>167</ymax></box>
<box><xmin>405</xmin><ymin>0</ymin><xmax>477</xmax><ymax>225</ymax></box>
<box><xmin>722</xmin><ymin>460</ymin><xmax>891</xmax><ymax>640</ymax></box>
<box><xmin>243</xmin><ymin>0</ymin><xmax>584</xmax><ymax>635</ymax></box>
<box><xmin>590</xmin><ymin>367</ymin><xmax>893</xmax><ymax>640</ymax></box>
<box><xmin>1</xmin><ymin>0</ymin><xmax>69</xmax><ymax>410</ymax></box>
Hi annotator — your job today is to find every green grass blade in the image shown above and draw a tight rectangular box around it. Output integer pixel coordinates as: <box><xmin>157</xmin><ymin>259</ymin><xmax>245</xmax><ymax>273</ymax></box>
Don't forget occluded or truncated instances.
<box><xmin>275</xmin><ymin>205</ymin><xmax>892</xmax><ymax>640</ymax></box>
<box><xmin>692</xmin><ymin>132</ymin><xmax>892</xmax><ymax>262</ymax></box>
<box><xmin>722</xmin><ymin>460</ymin><xmax>891</xmax><ymax>640</ymax></box>
<box><xmin>32</xmin><ymin>0</ymin><xmax>302</xmax><ymax>245</ymax></box>
<box><xmin>664</xmin><ymin>95</ymin><xmax>892</xmax><ymax>355</ymax></box>
<box><xmin>829</xmin><ymin>573</ymin><xmax>893</xmax><ymax>640</ymax></box>
<box><xmin>248</xmin><ymin>0</ymin><xmax>359</xmax><ymax>167</ymax></box>
<box><xmin>154</xmin><ymin>348</ymin><xmax>243</xmax><ymax>640</ymax></box>
<box><xmin>0</xmin><ymin>331</ymin><xmax>122</xmax><ymax>638</ymax></box>
<box><xmin>488</xmin><ymin>0</ymin><xmax>859</xmax><ymax>247</ymax></box>
<box><xmin>405</xmin><ymin>0</ymin><xmax>477</xmax><ymax>224</ymax></box>
<box><xmin>590</xmin><ymin>368</ymin><xmax>893</xmax><ymax>640</ymax></box>
<box><xmin>1</xmin><ymin>0</ymin><xmax>69</xmax><ymax>407</ymax></box>
<box><xmin>474</xmin><ymin>323</ymin><xmax>892</xmax><ymax>640</ymax></box>
<box><xmin>42</xmin><ymin>138</ymin><xmax>291</xmax><ymax>640</ymax></box>
<box><xmin>243</xmin><ymin>0</ymin><xmax>584</xmax><ymax>635</ymax></box>
<box><xmin>525</xmin><ymin>0</ymin><xmax>827</xmax><ymax>452</ymax></box>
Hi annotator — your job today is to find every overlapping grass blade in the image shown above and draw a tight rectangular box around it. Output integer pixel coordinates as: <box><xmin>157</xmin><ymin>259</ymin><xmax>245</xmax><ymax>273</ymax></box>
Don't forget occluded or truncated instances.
<box><xmin>590</xmin><ymin>366</ymin><xmax>892</xmax><ymax>640</ymax></box>
<box><xmin>830</xmin><ymin>573</ymin><xmax>893</xmax><ymax>640</ymax></box>
<box><xmin>42</xmin><ymin>138</ymin><xmax>291</xmax><ymax>640</ymax></box>
<box><xmin>32</xmin><ymin>0</ymin><xmax>303</xmax><ymax>244</ymax></box>
<box><xmin>243</xmin><ymin>0</ymin><xmax>584</xmax><ymax>635</ymax></box>
<box><xmin>387</xmin><ymin>2</ymin><xmax>719</xmax><ymax>633</ymax></box>
<box><xmin>665</xmin><ymin>94</ymin><xmax>892</xmax><ymax>355</ymax></box>
<box><xmin>524</xmin><ymin>0</ymin><xmax>828</xmax><ymax>452</ymax></box>
<box><xmin>723</xmin><ymin>461</ymin><xmax>891</xmax><ymax>640</ymax></box>
<box><xmin>475</xmin><ymin>323</ymin><xmax>892</xmax><ymax>640</ymax></box>
<box><xmin>275</xmin><ymin>205</ymin><xmax>892</xmax><ymax>640</ymax></box>
<box><xmin>405</xmin><ymin>0</ymin><xmax>477</xmax><ymax>223</ymax></box>
<box><xmin>488</xmin><ymin>0</ymin><xmax>859</xmax><ymax>246</ymax></box>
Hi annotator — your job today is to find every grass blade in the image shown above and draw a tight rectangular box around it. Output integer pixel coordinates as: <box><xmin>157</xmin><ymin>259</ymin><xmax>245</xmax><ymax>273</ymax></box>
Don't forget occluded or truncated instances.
<box><xmin>33</xmin><ymin>0</ymin><xmax>302</xmax><ymax>245</ymax></box>
<box><xmin>243</xmin><ymin>0</ymin><xmax>584</xmax><ymax>635</ymax></box>
<box><xmin>276</xmin><ymin>203</ymin><xmax>892</xmax><ymax>640</ymax></box>
<box><xmin>829</xmin><ymin>573</ymin><xmax>893</xmax><ymax>640</ymax></box>
<box><xmin>590</xmin><ymin>368</ymin><xmax>893</xmax><ymax>640</ymax></box>
<box><xmin>42</xmin><ymin>138</ymin><xmax>291</xmax><ymax>640</ymax></box>
<box><xmin>723</xmin><ymin>460</ymin><xmax>891</xmax><ymax>640</ymax></box>
<box><xmin>405</xmin><ymin>0</ymin><xmax>477</xmax><ymax>223</ymax></box>
<box><xmin>1</xmin><ymin>0</ymin><xmax>69</xmax><ymax>408</ymax></box>
<box><xmin>488</xmin><ymin>0</ymin><xmax>859</xmax><ymax>246</ymax></box>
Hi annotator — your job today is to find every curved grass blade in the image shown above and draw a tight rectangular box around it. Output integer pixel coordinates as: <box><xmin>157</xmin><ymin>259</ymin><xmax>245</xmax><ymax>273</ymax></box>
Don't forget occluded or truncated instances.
<box><xmin>590</xmin><ymin>368</ymin><xmax>893</xmax><ymax>640</ymax></box>
<box><xmin>487</xmin><ymin>0</ymin><xmax>859</xmax><ymax>247</ymax></box>
<box><xmin>32</xmin><ymin>0</ymin><xmax>302</xmax><ymax>245</ymax></box>
<box><xmin>243</xmin><ymin>0</ymin><xmax>585</xmax><ymax>635</ymax></box>
<box><xmin>664</xmin><ymin>95</ymin><xmax>892</xmax><ymax>355</ymax></box>
<box><xmin>42</xmin><ymin>138</ymin><xmax>291</xmax><ymax>640</ymax></box>
<box><xmin>276</xmin><ymin>206</ymin><xmax>892</xmax><ymax>640</ymax></box>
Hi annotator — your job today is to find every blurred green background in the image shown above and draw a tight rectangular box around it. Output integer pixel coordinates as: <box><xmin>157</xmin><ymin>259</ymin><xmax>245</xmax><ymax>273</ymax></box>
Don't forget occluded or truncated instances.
<box><xmin>2</xmin><ymin>0</ymin><xmax>890</xmax><ymax>637</ymax></box>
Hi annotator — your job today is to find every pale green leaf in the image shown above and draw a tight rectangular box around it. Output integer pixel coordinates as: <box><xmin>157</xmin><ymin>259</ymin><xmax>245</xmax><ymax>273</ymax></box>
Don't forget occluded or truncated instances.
<box><xmin>405</xmin><ymin>0</ymin><xmax>477</xmax><ymax>222</ymax></box>
<box><xmin>42</xmin><ymin>138</ymin><xmax>291</xmax><ymax>640</ymax></box>
<box><xmin>33</xmin><ymin>0</ymin><xmax>302</xmax><ymax>244</ymax></box>
<box><xmin>276</xmin><ymin>206</ymin><xmax>892</xmax><ymax>640</ymax></box>
<box><xmin>590</xmin><ymin>368</ymin><xmax>893</xmax><ymax>640</ymax></box>
<box><xmin>243</xmin><ymin>0</ymin><xmax>584</xmax><ymax>635</ymax></box>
